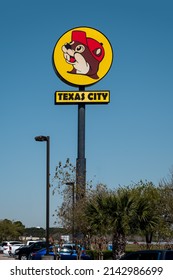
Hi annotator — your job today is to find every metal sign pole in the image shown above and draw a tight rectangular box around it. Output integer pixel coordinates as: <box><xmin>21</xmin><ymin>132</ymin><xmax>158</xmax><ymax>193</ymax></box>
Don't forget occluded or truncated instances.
<box><xmin>76</xmin><ymin>86</ymin><xmax>86</xmax><ymax>200</ymax></box>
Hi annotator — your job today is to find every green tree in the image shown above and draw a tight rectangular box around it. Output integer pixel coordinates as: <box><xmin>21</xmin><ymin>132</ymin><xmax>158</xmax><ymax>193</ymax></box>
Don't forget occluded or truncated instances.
<box><xmin>158</xmin><ymin>171</ymin><xmax>173</xmax><ymax>241</ymax></box>
<box><xmin>130</xmin><ymin>181</ymin><xmax>160</xmax><ymax>245</ymax></box>
<box><xmin>12</xmin><ymin>221</ymin><xmax>25</xmax><ymax>239</ymax></box>
<box><xmin>23</xmin><ymin>227</ymin><xmax>45</xmax><ymax>238</ymax></box>
<box><xmin>0</xmin><ymin>219</ymin><xmax>25</xmax><ymax>240</ymax></box>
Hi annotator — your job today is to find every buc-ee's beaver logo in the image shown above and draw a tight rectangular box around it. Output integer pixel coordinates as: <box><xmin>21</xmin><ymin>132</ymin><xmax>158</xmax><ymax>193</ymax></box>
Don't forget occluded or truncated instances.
<box><xmin>53</xmin><ymin>27</ymin><xmax>113</xmax><ymax>87</ymax></box>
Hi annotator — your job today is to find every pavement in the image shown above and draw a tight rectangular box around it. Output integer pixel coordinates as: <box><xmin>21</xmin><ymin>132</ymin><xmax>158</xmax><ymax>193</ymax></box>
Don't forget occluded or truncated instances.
<box><xmin>0</xmin><ymin>253</ymin><xmax>15</xmax><ymax>260</ymax></box>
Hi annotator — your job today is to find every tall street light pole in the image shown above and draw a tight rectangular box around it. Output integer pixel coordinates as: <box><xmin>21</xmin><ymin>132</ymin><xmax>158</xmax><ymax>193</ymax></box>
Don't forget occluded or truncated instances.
<box><xmin>66</xmin><ymin>182</ymin><xmax>75</xmax><ymax>243</ymax></box>
<box><xmin>35</xmin><ymin>135</ymin><xmax>50</xmax><ymax>255</ymax></box>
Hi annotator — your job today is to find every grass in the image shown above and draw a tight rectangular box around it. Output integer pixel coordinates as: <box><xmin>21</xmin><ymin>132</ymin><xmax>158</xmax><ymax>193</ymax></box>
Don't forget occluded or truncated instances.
<box><xmin>125</xmin><ymin>243</ymin><xmax>173</xmax><ymax>252</ymax></box>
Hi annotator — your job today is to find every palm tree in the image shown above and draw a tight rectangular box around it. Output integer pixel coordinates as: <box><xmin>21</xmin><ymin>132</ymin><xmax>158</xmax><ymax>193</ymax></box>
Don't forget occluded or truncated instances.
<box><xmin>86</xmin><ymin>187</ymin><xmax>136</xmax><ymax>259</ymax></box>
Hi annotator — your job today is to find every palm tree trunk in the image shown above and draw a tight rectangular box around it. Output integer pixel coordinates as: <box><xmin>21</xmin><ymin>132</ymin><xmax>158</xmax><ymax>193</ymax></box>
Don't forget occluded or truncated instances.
<box><xmin>146</xmin><ymin>232</ymin><xmax>153</xmax><ymax>248</ymax></box>
<box><xmin>112</xmin><ymin>231</ymin><xmax>126</xmax><ymax>259</ymax></box>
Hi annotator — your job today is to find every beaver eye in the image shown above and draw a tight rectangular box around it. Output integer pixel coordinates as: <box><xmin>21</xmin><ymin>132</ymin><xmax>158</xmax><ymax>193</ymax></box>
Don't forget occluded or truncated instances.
<box><xmin>75</xmin><ymin>45</ymin><xmax>85</xmax><ymax>53</ymax></box>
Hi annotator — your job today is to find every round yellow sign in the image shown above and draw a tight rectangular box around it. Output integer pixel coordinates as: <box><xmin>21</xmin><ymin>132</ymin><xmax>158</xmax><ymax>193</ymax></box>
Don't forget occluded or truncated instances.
<box><xmin>52</xmin><ymin>26</ymin><xmax>113</xmax><ymax>87</ymax></box>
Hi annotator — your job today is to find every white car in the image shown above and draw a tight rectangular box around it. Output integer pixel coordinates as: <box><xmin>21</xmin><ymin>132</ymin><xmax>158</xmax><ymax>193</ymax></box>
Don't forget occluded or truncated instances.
<box><xmin>26</xmin><ymin>240</ymin><xmax>43</xmax><ymax>246</ymax></box>
<box><xmin>3</xmin><ymin>241</ymin><xmax>23</xmax><ymax>256</ymax></box>
<box><xmin>10</xmin><ymin>243</ymin><xmax>25</xmax><ymax>256</ymax></box>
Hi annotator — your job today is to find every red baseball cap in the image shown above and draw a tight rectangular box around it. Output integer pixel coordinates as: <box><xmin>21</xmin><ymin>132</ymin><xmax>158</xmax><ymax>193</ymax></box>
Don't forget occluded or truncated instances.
<box><xmin>71</xmin><ymin>30</ymin><xmax>105</xmax><ymax>62</ymax></box>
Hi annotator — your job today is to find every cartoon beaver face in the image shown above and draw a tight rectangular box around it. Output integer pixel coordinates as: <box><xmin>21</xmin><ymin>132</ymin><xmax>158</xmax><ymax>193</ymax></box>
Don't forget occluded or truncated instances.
<box><xmin>61</xmin><ymin>30</ymin><xmax>105</xmax><ymax>79</ymax></box>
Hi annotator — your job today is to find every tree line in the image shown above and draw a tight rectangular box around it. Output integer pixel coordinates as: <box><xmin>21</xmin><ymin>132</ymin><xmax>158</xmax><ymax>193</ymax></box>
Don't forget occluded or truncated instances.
<box><xmin>52</xmin><ymin>159</ymin><xmax>173</xmax><ymax>259</ymax></box>
<box><xmin>0</xmin><ymin>220</ymin><xmax>66</xmax><ymax>241</ymax></box>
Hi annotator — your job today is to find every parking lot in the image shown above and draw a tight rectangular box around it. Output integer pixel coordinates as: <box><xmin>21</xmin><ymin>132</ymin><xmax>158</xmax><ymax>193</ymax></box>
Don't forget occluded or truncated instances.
<box><xmin>0</xmin><ymin>253</ymin><xmax>15</xmax><ymax>260</ymax></box>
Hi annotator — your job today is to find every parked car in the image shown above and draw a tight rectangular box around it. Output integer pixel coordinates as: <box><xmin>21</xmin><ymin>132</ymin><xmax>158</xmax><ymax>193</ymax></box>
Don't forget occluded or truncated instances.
<box><xmin>2</xmin><ymin>241</ymin><xmax>23</xmax><ymax>256</ymax></box>
<box><xmin>0</xmin><ymin>243</ymin><xmax>3</xmax><ymax>253</ymax></box>
<box><xmin>26</xmin><ymin>240</ymin><xmax>44</xmax><ymax>246</ymax></box>
<box><xmin>60</xmin><ymin>243</ymin><xmax>80</xmax><ymax>252</ymax></box>
<box><xmin>60</xmin><ymin>243</ymin><xmax>91</xmax><ymax>259</ymax></box>
<box><xmin>29</xmin><ymin>244</ymin><xmax>91</xmax><ymax>260</ymax></box>
<box><xmin>29</xmin><ymin>245</ymin><xmax>64</xmax><ymax>260</ymax></box>
<box><xmin>107</xmin><ymin>243</ymin><xmax>112</xmax><ymax>251</ymax></box>
<box><xmin>9</xmin><ymin>243</ymin><xmax>25</xmax><ymax>256</ymax></box>
<box><xmin>120</xmin><ymin>250</ymin><xmax>173</xmax><ymax>260</ymax></box>
<box><xmin>14</xmin><ymin>241</ymin><xmax>49</xmax><ymax>260</ymax></box>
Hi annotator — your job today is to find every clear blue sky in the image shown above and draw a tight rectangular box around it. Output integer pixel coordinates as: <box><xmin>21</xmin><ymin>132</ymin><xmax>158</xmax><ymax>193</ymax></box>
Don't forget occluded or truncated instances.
<box><xmin>1</xmin><ymin>0</ymin><xmax>173</xmax><ymax>228</ymax></box>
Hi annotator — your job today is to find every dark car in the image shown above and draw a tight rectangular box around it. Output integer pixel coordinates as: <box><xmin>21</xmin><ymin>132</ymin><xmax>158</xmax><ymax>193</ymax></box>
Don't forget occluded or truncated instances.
<box><xmin>120</xmin><ymin>250</ymin><xmax>173</xmax><ymax>260</ymax></box>
<box><xmin>29</xmin><ymin>246</ymin><xmax>78</xmax><ymax>260</ymax></box>
<box><xmin>29</xmin><ymin>244</ymin><xmax>91</xmax><ymax>260</ymax></box>
<box><xmin>0</xmin><ymin>243</ymin><xmax>3</xmax><ymax>253</ymax></box>
<box><xmin>14</xmin><ymin>241</ymin><xmax>48</xmax><ymax>260</ymax></box>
